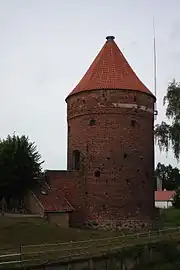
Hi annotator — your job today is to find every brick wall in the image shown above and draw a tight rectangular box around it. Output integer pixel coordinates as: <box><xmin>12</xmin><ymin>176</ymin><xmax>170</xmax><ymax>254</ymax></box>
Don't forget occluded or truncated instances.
<box><xmin>45</xmin><ymin>170</ymin><xmax>86</xmax><ymax>227</ymax></box>
<box><xmin>46</xmin><ymin>212</ymin><xmax>69</xmax><ymax>228</ymax></box>
<box><xmin>66</xmin><ymin>89</ymin><xmax>155</xmax><ymax>229</ymax></box>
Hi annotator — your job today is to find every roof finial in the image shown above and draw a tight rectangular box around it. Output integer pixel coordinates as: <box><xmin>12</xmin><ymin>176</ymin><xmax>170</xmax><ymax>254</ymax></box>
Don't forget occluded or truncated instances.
<box><xmin>106</xmin><ymin>36</ymin><xmax>115</xmax><ymax>41</ymax></box>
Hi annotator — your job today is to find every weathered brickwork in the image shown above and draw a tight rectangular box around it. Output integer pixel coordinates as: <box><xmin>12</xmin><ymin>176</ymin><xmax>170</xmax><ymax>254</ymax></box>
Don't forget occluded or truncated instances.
<box><xmin>42</xmin><ymin>36</ymin><xmax>156</xmax><ymax>231</ymax></box>
<box><xmin>45</xmin><ymin>170</ymin><xmax>87</xmax><ymax>227</ymax></box>
<box><xmin>65</xmin><ymin>89</ymin><xmax>155</xmax><ymax>230</ymax></box>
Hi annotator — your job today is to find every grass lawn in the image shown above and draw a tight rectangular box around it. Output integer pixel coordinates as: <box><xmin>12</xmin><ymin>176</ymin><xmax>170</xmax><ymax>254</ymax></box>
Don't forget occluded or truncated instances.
<box><xmin>0</xmin><ymin>216</ymin><xmax>127</xmax><ymax>268</ymax></box>
<box><xmin>0</xmin><ymin>216</ymin><xmax>120</xmax><ymax>250</ymax></box>
<box><xmin>1</xmin><ymin>208</ymin><xmax>180</xmax><ymax>250</ymax></box>
<box><xmin>0</xmin><ymin>213</ymin><xmax>180</xmax><ymax>268</ymax></box>
<box><xmin>161</xmin><ymin>208</ymin><xmax>180</xmax><ymax>227</ymax></box>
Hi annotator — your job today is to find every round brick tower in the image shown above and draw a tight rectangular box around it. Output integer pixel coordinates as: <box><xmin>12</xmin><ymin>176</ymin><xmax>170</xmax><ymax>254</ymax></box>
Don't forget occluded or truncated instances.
<box><xmin>66</xmin><ymin>36</ymin><xmax>156</xmax><ymax>231</ymax></box>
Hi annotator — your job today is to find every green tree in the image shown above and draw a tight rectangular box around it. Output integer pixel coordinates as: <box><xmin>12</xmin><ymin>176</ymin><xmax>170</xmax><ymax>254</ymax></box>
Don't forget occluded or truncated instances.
<box><xmin>0</xmin><ymin>134</ymin><xmax>44</xmax><ymax>203</ymax></box>
<box><xmin>155</xmin><ymin>79</ymin><xmax>180</xmax><ymax>160</ymax></box>
<box><xmin>155</xmin><ymin>162</ymin><xmax>180</xmax><ymax>190</ymax></box>
<box><xmin>172</xmin><ymin>190</ymin><xmax>180</xmax><ymax>209</ymax></box>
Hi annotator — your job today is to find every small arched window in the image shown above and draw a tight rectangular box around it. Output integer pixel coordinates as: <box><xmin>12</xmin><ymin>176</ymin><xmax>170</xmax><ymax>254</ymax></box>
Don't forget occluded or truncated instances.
<box><xmin>72</xmin><ymin>150</ymin><xmax>80</xmax><ymax>170</ymax></box>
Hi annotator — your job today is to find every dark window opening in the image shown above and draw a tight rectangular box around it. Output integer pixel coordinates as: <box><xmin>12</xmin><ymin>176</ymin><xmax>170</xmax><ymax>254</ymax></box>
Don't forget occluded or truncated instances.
<box><xmin>137</xmin><ymin>202</ymin><xmax>142</xmax><ymax>208</ymax></box>
<box><xmin>95</xmin><ymin>170</ymin><xmax>100</xmax><ymax>177</ymax></box>
<box><xmin>102</xmin><ymin>204</ymin><xmax>106</xmax><ymax>210</ymax></box>
<box><xmin>131</xmin><ymin>120</ymin><xmax>136</xmax><ymax>127</ymax></box>
<box><xmin>140</xmin><ymin>156</ymin><xmax>143</xmax><ymax>160</ymax></box>
<box><xmin>106</xmin><ymin>156</ymin><xmax>110</xmax><ymax>160</ymax></box>
<box><xmin>85</xmin><ymin>191</ymin><xmax>88</xmax><ymax>195</ymax></box>
<box><xmin>72</xmin><ymin>150</ymin><xmax>80</xmax><ymax>170</ymax></box>
<box><xmin>126</xmin><ymin>179</ymin><xmax>129</xmax><ymax>184</ymax></box>
<box><xmin>106</xmin><ymin>179</ymin><xmax>108</xmax><ymax>183</ymax></box>
<box><xmin>134</xmin><ymin>96</ymin><xmax>137</xmax><ymax>102</ymax></box>
<box><xmin>89</xmin><ymin>119</ymin><xmax>96</xmax><ymax>126</ymax></box>
<box><xmin>124</xmin><ymin>153</ymin><xmax>128</xmax><ymax>159</ymax></box>
<box><xmin>137</xmin><ymin>168</ymin><xmax>140</xmax><ymax>172</ymax></box>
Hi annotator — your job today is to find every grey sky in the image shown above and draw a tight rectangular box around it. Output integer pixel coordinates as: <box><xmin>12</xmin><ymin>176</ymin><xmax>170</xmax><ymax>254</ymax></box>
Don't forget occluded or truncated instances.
<box><xmin>0</xmin><ymin>0</ymin><xmax>180</xmax><ymax>170</ymax></box>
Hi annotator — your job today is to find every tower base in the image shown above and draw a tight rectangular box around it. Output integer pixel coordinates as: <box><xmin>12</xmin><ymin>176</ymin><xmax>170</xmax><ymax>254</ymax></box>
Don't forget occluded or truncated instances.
<box><xmin>84</xmin><ymin>219</ymin><xmax>158</xmax><ymax>232</ymax></box>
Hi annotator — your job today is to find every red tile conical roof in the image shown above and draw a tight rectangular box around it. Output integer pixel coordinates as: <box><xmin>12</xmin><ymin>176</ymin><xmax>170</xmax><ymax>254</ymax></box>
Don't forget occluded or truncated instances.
<box><xmin>67</xmin><ymin>36</ymin><xmax>154</xmax><ymax>99</ymax></box>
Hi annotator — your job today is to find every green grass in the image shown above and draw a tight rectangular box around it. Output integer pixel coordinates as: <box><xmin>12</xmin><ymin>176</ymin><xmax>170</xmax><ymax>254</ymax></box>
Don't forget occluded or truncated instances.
<box><xmin>0</xmin><ymin>214</ymin><xmax>180</xmax><ymax>269</ymax></box>
<box><xmin>0</xmin><ymin>216</ymin><xmax>135</xmax><ymax>269</ymax></box>
<box><xmin>138</xmin><ymin>262</ymin><xmax>180</xmax><ymax>270</ymax></box>
<box><xmin>0</xmin><ymin>216</ymin><xmax>121</xmax><ymax>250</ymax></box>
<box><xmin>0</xmin><ymin>216</ymin><xmax>122</xmax><ymax>268</ymax></box>
<box><xmin>161</xmin><ymin>208</ymin><xmax>180</xmax><ymax>227</ymax></box>
<box><xmin>0</xmin><ymin>209</ymin><xmax>180</xmax><ymax>250</ymax></box>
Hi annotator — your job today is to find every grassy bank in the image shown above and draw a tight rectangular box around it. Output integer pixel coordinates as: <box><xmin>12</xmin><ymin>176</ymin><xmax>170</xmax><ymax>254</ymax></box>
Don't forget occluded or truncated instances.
<box><xmin>161</xmin><ymin>208</ymin><xmax>180</xmax><ymax>227</ymax></box>
<box><xmin>0</xmin><ymin>212</ymin><xmax>180</xmax><ymax>269</ymax></box>
<box><xmin>0</xmin><ymin>216</ymin><xmax>120</xmax><ymax>250</ymax></box>
<box><xmin>139</xmin><ymin>262</ymin><xmax>179</xmax><ymax>270</ymax></box>
<box><xmin>1</xmin><ymin>208</ymin><xmax>180</xmax><ymax>249</ymax></box>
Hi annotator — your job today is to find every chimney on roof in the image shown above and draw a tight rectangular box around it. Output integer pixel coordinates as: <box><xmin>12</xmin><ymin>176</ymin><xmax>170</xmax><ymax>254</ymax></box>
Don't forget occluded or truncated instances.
<box><xmin>106</xmin><ymin>36</ymin><xmax>115</xmax><ymax>41</ymax></box>
<box><xmin>156</xmin><ymin>176</ymin><xmax>162</xmax><ymax>191</ymax></box>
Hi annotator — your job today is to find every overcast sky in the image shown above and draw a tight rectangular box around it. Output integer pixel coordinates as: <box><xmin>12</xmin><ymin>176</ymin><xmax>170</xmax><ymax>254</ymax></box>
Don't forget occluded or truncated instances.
<box><xmin>0</xmin><ymin>0</ymin><xmax>180</xmax><ymax>170</ymax></box>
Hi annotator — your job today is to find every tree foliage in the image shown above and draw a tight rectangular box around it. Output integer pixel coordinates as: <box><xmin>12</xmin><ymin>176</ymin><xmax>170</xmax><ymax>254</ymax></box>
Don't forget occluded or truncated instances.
<box><xmin>155</xmin><ymin>79</ymin><xmax>180</xmax><ymax>160</ymax></box>
<box><xmin>172</xmin><ymin>190</ymin><xmax>180</xmax><ymax>209</ymax></box>
<box><xmin>0</xmin><ymin>134</ymin><xmax>43</xmax><ymax>202</ymax></box>
<box><xmin>155</xmin><ymin>162</ymin><xmax>180</xmax><ymax>190</ymax></box>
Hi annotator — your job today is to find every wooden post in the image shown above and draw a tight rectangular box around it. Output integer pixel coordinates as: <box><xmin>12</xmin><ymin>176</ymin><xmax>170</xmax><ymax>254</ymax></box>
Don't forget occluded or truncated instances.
<box><xmin>20</xmin><ymin>244</ymin><xmax>23</xmax><ymax>269</ymax></box>
<box><xmin>89</xmin><ymin>258</ymin><xmax>94</xmax><ymax>270</ymax></box>
<box><xmin>67</xmin><ymin>263</ymin><xmax>72</xmax><ymax>270</ymax></box>
<box><xmin>106</xmin><ymin>258</ymin><xmax>110</xmax><ymax>270</ymax></box>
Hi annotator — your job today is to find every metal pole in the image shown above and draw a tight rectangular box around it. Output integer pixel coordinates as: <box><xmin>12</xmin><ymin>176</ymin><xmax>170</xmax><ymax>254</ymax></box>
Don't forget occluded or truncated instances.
<box><xmin>153</xmin><ymin>16</ymin><xmax>158</xmax><ymax>119</ymax></box>
<box><xmin>153</xmin><ymin>16</ymin><xmax>157</xmax><ymax>99</ymax></box>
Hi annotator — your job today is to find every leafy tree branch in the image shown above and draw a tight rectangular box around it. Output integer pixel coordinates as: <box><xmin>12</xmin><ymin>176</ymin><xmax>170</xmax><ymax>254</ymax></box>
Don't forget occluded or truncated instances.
<box><xmin>154</xmin><ymin>79</ymin><xmax>180</xmax><ymax>160</ymax></box>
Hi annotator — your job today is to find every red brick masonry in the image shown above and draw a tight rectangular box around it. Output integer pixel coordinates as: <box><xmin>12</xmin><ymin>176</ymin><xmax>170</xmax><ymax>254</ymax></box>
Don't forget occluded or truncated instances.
<box><xmin>38</xmin><ymin>36</ymin><xmax>156</xmax><ymax>231</ymax></box>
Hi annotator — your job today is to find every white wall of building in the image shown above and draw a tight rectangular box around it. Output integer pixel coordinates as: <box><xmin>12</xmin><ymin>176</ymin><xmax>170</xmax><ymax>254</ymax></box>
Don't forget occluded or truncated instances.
<box><xmin>155</xmin><ymin>200</ymin><xmax>173</xmax><ymax>209</ymax></box>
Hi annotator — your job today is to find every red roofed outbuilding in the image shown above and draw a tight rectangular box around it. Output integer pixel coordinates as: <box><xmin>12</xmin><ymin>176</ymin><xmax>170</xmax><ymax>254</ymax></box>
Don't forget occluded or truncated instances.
<box><xmin>155</xmin><ymin>190</ymin><xmax>176</xmax><ymax>209</ymax></box>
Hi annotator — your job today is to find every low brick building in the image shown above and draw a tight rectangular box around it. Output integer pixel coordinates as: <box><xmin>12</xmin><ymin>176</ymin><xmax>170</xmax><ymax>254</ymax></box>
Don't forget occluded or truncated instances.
<box><xmin>155</xmin><ymin>190</ymin><xmax>176</xmax><ymax>209</ymax></box>
<box><xmin>26</xmin><ymin>183</ymin><xmax>73</xmax><ymax>227</ymax></box>
<box><xmin>29</xmin><ymin>36</ymin><xmax>156</xmax><ymax>231</ymax></box>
